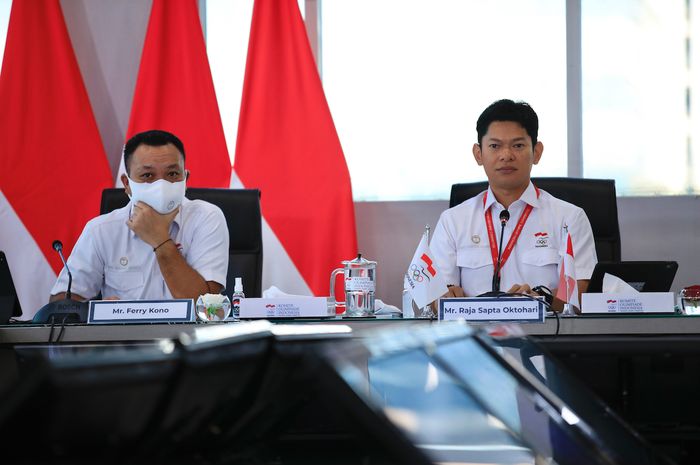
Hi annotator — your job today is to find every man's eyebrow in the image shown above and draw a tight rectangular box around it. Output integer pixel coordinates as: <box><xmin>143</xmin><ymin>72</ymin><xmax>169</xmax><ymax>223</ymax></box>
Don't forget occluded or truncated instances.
<box><xmin>166</xmin><ymin>163</ymin><xmax>182</xmax><ymax>170</ymax></box>
<box><xmin>486</xmin><ymin>136</ymin><xmax>527</xmax><ymax>143</ymax></box>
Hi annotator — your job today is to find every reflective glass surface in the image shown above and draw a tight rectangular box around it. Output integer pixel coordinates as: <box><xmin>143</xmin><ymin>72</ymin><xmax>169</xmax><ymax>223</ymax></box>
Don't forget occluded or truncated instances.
<box><xmin>331</xmin><ymin>323</ymin><xmax>618</xmax><ymax>464</ymax></box>
<box><xmin>368</xmin><ymin>349</ymin><xmax>536</xmax><ymax>464</ymax></box>
<box><xmin>479</xmin><ymin>334</ymin><xmax>675</xmax><ymax>465</ymax></box>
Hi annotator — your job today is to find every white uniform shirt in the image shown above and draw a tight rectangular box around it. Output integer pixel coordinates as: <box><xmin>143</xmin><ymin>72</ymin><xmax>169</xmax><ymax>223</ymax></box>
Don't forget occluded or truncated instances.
<box><xmin>50</xmin><ymin>197</ymin><xmax>229</xmax><ymax>300</ymax></box>
<box><xmin>431</xmin><ymin>182</ymin><xmax>597</xmax><ymax>296</ymax></box>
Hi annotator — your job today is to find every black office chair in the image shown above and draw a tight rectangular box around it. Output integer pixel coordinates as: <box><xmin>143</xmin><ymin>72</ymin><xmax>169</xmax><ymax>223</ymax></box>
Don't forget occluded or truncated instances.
<box><xmin>100</xmin><ymin>188</ymin><xmax>263</xmax><ymax>298</ymax></box>
<box><xmin>449</xmin><ymin>177</ymin><xmax>621</xmax><ymax>262</ymax></box>
<box><xmin>0</xmin><ymin>251</ymin><xmax>22</xmax><ymax>322</ymax></box>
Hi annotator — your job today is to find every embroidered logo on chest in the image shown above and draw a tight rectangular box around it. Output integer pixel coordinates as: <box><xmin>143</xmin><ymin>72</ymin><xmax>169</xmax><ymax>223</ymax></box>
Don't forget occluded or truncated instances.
<box><xmin>119</xmin><ymin>256</ymin><xmax>128</xmax><ymax>267</ymax></box>
<box><xmin>534</xmin><ymin>232</ymin><xmax>549</xmax><ymax>248</ymax></box>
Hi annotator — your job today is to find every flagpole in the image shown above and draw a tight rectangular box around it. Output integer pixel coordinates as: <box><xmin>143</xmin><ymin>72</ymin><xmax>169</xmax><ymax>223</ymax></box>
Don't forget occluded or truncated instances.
<box><xmin>562</xmin><ymin>231</ymin><xmax>575</xmax><ymax>316</ymax></box>
<box><xmin>419</xmin><ymin>224</ymin><xmax>434</xmax><ymax>318</ymax></box>
<box><xmin>562</xmin><ymin>297</ymin><xmax>574</xmax><ymax>315</ymax></box>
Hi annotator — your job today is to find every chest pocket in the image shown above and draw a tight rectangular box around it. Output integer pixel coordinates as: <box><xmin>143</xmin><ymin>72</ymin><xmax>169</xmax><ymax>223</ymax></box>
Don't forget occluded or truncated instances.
<box><xmin>521</xmin><ymin>248</ymin><xmax>560</xmax><ymax>267</ymax></box>
<box><xmin>456</xmin><ymin>248</ymin><xmax>492</xmax><ymax>270</ymax></box>
<box><xmin>105</xmin><ymin>268</ymin><xmax>144</xmax><ymax>292</ymax></box>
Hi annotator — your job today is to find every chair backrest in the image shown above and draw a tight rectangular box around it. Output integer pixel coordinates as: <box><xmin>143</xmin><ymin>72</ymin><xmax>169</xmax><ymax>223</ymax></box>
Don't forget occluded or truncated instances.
<box><xmin>0</xmin><ymin>251</ymin><xmax>22</xmax><ymax>322</ymax></box>
<box><xmin>449</xmin><ymin>177</ymin><xmax>621</xmax><ymax>262</ymax></box>
<box><xmin>100</xmin><ymin>188</ymin><xmax>263</xmax><ymax>298</ymax></box>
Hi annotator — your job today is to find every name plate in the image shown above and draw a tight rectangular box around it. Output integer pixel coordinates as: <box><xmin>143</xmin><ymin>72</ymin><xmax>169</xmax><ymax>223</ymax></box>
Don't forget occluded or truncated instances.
<box><xmin>88</xmin><ymin>299</ymin><xmax>194</xmax><ymax>324</ymax></box>
<box><xmin>439</xmin><ymin>297</ymin><xmax>545</xmax><ymax>323</ymax></box>
<box><xmin>581</xmin><ymin>292</ymin><xmax>675</xmax><ymax>314</ymax></box>
<box><xmin>239</xmin><ymin>297</ymin><xmax>333</xmax><ymax>318</ymax></box>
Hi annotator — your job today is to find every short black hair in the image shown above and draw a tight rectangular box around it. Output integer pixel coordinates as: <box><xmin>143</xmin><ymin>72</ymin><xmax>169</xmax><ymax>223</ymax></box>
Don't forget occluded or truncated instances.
<box><xmin>123</xmin><ymin>130</ymin><xmax>186</xmax><ymax>174</ymax></box>
<box><xmin>476</xmin><ymin>99</ymin><xmax>539</xmax><ymax>146</ymax></box>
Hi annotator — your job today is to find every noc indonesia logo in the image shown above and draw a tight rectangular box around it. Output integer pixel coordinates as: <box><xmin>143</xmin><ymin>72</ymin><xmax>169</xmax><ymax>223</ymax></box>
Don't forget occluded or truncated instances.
<box><xmin>534</xmin><ymin>231</ymin><xmax>549</xmax><ymax>248</ymax></box>
<box><xmin>407</xmin><ymin>253</ymin><xmax>438</xmax><ymax>285</ymax></box>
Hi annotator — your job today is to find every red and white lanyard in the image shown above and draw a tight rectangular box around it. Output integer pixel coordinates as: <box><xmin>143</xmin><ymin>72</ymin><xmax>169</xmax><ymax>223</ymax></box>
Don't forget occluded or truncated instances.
<box><xmin>483</xmin><ymin>187</ymin><xmax>540</xmax><ymax>276</ymax></box>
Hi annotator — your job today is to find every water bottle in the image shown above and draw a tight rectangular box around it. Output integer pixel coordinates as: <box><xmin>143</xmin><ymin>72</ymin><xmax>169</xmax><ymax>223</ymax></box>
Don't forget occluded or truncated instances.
<box><xmin>231</xmin><ymin>277</ymin><xmax>245</xmax><ymax>320</ymax></box>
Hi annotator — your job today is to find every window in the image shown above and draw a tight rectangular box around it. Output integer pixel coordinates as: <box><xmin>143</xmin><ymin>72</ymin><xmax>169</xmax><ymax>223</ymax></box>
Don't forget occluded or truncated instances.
<box><xmin>203</xmin><ymin>1</ymin><xmax>699</xmax><ymax>199</ymax></box>
<box><xmin>582</xmin><ymin>0</ymin><xmax>694</xmax><ymax>195</ymax></box>
<box><xmin>0</xmin><ymin>0</ymin><xmax>11</xmax><ymax>64</ymax></box>
<box><xmin>205</xmin><ymin>0</ymin><xmax>254</xmax><ymax>164</ymax></box>
<box><xmin>321</xmin><ymin>0</ymin><xmax>567</xmax><ymax>200</ymax></box>
<box><xmin>206</xmin><ymin>0</ymin><xmax>306</xmax><ymax>167</ymax></box>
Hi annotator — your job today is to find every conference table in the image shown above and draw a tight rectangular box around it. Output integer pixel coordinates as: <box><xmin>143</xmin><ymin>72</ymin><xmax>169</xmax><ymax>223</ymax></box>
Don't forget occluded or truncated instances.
<box><xmin>2</xmin><ymin>314</ymin><xmax>700</xmax><ymax>464</ymax></box>
<box><xmin>1</xmin><ymin>313</ymin><xmax>700</xmax><ymax>344</ymax></box>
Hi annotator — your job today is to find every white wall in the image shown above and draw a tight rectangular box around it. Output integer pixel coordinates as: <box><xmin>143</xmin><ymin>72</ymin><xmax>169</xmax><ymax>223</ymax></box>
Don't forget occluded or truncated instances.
<box><xmin>358</xmin><ymin>197</ymin><xmax>700</xmax><ymax>307</ymax></box>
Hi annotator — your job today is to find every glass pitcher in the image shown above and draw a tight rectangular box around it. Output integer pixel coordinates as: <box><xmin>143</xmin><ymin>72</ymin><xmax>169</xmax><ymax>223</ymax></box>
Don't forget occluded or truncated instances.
<box><xmin>330</xmin><ymin>254</ymin><xmax>376</xmax><ymax>317</ymax></box>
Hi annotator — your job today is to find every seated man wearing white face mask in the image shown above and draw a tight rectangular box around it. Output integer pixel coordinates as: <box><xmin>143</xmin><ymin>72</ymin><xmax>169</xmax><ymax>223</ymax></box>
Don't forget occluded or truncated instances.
<box><xmin>49</xmin><ymin>130</ymin><xmax>229</xmax><ymax>302</ymax></box>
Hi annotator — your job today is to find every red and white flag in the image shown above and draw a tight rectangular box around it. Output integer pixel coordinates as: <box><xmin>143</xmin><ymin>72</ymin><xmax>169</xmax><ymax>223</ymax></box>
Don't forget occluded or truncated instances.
<box><xmin>233</xmin><ymin>0</ymin><xmax>357</xmax><ymax>296</ymax></box>
<box><xmin>125</xmin><ymin>0</ymin><xmax>231</xmax><ymax>187</ymax></box>
<box><xmin>404</xmin><ymin>234</ymin><xmax>448</xmax><ymax>309</ymax></box>
<box><xmin>556</xmin><ymin>232</ymin><xmax>580</xmax><ymax>310</ymax></box>
<box><xmin>0</xmin><ymin>0</ymin><xmax>113</xmax><ymax>318</ymax></box>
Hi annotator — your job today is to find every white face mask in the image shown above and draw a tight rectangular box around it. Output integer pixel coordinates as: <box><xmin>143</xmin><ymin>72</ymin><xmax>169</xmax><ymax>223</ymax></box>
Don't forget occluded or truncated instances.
<box><xmin>127</xmin><ymin>177</ymin><xmax>186</xmax><ymax>214</ymax></box>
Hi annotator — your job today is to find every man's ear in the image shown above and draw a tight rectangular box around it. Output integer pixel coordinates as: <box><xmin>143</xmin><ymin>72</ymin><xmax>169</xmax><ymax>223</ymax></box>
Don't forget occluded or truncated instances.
<box><xmin>533</xmin><ymin>141</ymin><xmax>544</xmax><ymax>165</ymax></box>
<box><xmin>185</xmin><ymin>169</ymin><xmax>190</xmax><ymax>182</ymax></box>
<box><xmin>121</xmin><ymin>173</ymin><xmax>131</xmax><ymax>196</ymax></box>
<box><xmin>472</xmin><ymin>143</ymin><xmax>483</xmax><ymax>166</ymax></box>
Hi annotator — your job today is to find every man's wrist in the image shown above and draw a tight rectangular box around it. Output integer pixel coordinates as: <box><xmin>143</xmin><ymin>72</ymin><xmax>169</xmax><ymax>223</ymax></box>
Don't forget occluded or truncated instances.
<box><xmin>153</xmin><ymin>238</ymin><xmax>173</xmax><ymax>252</ymax></box>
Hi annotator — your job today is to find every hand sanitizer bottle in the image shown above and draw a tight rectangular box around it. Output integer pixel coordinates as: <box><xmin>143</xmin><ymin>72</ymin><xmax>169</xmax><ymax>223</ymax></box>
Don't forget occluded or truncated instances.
<box><xmin>231</xmin><ymin>277</ymin><xmax>245</xmax><ymax>320</ymax></box>
<box><xmin>402</xmin><ymin>288</ymin><xmax>415</xmax><ymax>318</ymax></box>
